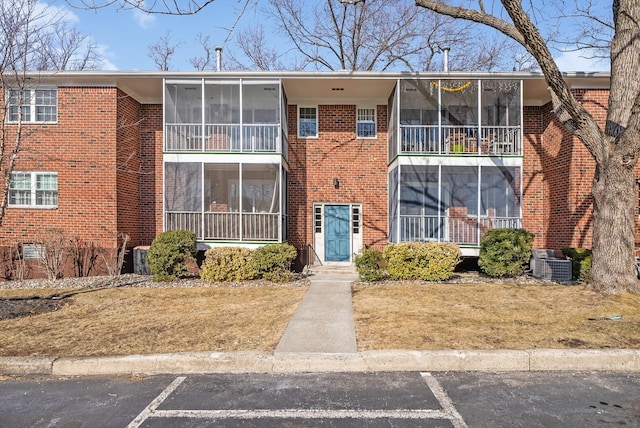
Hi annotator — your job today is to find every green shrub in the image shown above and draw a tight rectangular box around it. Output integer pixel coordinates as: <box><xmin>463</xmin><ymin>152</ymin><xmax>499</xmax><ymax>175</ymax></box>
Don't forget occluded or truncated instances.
<box><xmin>251</xmin><ymin>243</ymin><xmax>298</xmax><ymax>282</ymax></box>
<box><xmin>355</xmin><ymin>246</ymin><xmax>385</xmax><ymax>282</ymax></box>
<box><xmin>200</xmin><ymin>247</ymin><xmax>257</xmax><ymax>282</ymax></box>
<box><xmin>383</xmin><ymin>242</ymin><xmax>460</xmax><ymax>281</ymax></box>
<box><xmin>147</xmin><ymin>230</ymin><xmax>197</xmax><ymax>281</ymax></box>
<box><xmin>478</xmin><ymin>228</ymin><xmax>534</xmax><ymax>277</ymax></box>
<box><xmin>561</xmin><ymin>248</ymin><xmax>592</xmax><ymax>281</ymax></box>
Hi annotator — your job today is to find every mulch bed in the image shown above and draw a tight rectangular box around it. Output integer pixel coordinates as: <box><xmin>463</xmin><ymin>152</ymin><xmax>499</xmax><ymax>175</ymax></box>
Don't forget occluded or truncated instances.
<box><xmin>0</xmin><ymin>296</ymin><xmax>71</xmax><ymax>321</ymax></box>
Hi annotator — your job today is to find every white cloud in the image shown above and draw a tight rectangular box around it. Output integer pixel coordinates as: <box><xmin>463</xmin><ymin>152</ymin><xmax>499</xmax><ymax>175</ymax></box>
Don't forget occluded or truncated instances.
<box><xmin>95</xmin><ymin>44</ymin><xmax>118</xmax><ymax>70</ymax></box>
<box><xmin>554</xmin><ymin>50</ymin><xmax>609</xmax><ymax>73</ymax></box>
<box><xmin>33</xmin><ymin>1</ymin><xmax>79</xmax><ymax>26</ymax></box>
<box><xmin>133</xmin><ymin>10</ymin><xmax>155</xmax><ymax>29</ymax></box>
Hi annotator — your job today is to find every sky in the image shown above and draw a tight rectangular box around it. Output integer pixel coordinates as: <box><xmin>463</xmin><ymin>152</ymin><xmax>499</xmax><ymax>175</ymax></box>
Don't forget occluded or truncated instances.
<box><xmin>49</xmin><ymin>0</ymin><xmax>611</xmax><ymax>73</ymax></box>
<box><xmin>62</xmin><ymin>0</ymin><xmax>250</xmax><ymax>71</ymax></box>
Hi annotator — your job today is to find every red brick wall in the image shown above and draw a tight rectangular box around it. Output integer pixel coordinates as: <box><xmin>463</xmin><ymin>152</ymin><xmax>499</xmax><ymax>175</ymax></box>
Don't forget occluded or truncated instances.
<box><xmin>523</xmin><ymin>88</ymin><xmax>611</xmax><ymax>251</ymax></box>
<box><xmin>139</xmin><ymin>104</ymin><xmax>163</xmax><ymax>245</ymax></box>
<box><xmin>116</xmin><ymin>89</ymin><xmax>142</xmax><ymax>246</ymax></box>
<box><xmin>287</xmin><ymin>104</ymin><xmax>389</xmax><ymax>254</ymax></box>
<box><xmin>1</xmin><ymin>87</ymin><xmax>119</xmax><ymax>248</ymax></box>
<box><xmin>522</xmin><ymin>105</ymin><xmax>546</xmax><ymax>247</ymax></box>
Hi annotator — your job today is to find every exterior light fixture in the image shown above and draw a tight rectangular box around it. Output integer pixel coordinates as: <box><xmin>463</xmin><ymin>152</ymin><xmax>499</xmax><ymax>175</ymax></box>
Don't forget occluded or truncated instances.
<box><xmin>333</xmin><ymin>178</ymin><xmax>341</xmax><ymax>187</ymax></box>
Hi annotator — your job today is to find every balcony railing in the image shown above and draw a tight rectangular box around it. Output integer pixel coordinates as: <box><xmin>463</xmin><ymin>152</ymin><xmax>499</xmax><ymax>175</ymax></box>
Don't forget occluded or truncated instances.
<box><xmin>165</xmin><ymin>123</ymin><xmax>281</xmax><ymax>154</ymax></box>
<box><xmin>165</xmin><ymin>211</ymin><xmax>279</xmax><ymax>242</ymax></box>
<box><xmin>400</xmin><ymin>214</ymin><xmax>521</xmax><ymax>245</ymax></box>
<box><xmin>400</xmin><ymin>125</ymin><xmax>521</xmax><ymax>155</ymax></box>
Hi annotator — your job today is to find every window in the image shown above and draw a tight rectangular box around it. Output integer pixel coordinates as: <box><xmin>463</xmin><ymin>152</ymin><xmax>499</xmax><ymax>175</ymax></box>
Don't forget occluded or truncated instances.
<box><xmin>314</xmin><ymin>205</ymin><xmax>322</xmax><ymax>233</ymax></box>
<box><xmin>9</xmin><ymin>172</ymin><xmax>58</xmax><ymax>207</ymax></box>
<box><xmin>8</xmin><ymin>88</ymin><xmax>57</xmax><ymax>123</ymax></box>
<box><xmin>352</xmin><ymin>206</ymin><xmax>360</xmax><ymax>234</ymax></box>
<box><xmin>299</xmin><ymin>107</ymin><xmax>317</xmax><ymax>138</ymax></box>
<box><xmin>357</xmin><ymin>108</ymin><xmax>376</xmax><ymax>138</ymax></box>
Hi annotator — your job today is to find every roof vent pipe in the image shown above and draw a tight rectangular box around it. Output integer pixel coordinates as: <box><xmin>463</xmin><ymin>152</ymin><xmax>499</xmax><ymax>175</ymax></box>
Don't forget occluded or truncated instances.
<box><xmin>215</xmin><ymin>46</ymin><xmax>223</xmax><ymax>72</ymax></box>
<box><xmin>443</xmin><ymin>46</ymin><xmax>450</xmax><ymax>72</ymax></box>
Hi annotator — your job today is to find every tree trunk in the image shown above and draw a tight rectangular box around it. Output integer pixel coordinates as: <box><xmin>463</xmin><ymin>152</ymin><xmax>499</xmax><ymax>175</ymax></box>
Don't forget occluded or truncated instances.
<box><xmin>589</xmin><ymin>151</ymin><xmax>640</xmax><ymax>294</ymax></box>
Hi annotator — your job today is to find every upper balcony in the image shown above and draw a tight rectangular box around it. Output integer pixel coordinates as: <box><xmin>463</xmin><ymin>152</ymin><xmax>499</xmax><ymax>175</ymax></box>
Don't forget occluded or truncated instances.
<box><xmin>165</xmin><ymin>123</ymin><xmax>287</xmax><ymax>155</ymax></box>
<box><xmin>399</xmin><ymin>124</ymin><xmax>521</xmax><ymax>156</ymax></box>
<box><xmin>390</xmin><ymin>78</ymin><xmax>522</xmax><ymax>159</ymax></box>
<box><xmin>164</xmin><ymin>79</ymin><xmax>288</xmax><ymax>159</ymax></box>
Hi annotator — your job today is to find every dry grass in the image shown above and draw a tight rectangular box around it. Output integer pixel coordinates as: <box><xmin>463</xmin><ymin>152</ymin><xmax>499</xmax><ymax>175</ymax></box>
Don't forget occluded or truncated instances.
<box><xmin>0</xmin><ymin>286</ymin><xmax>307</xmax><ymax>357</ymax></box>
<box><xmin>353</xmin><ymin>282</ymin><xmax>640</xmax><ymax>350</ymax></box>
<box><xmin>3</xmin><ymin>279</ymin><xmax>640</xmax><ymax>358</ymax></box>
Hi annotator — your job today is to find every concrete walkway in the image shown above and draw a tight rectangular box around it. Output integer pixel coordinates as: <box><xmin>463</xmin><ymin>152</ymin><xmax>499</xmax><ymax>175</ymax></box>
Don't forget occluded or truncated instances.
<box><xmin>275</xmin><ymin>265</ymin><xmax>359</xmax><ymax>354</ymax></box>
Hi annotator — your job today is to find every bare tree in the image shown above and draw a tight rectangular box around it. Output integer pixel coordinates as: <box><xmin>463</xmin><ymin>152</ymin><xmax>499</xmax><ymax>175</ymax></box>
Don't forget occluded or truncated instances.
<box><xmin>0</xmin><ymin>0</ymin><xmax>38</xmax><ymax>227</ymax></box>
<box><xmin>101</xmin><ymin>232</ymin><xmax>130</xmax><ymax>279</ymax></box>
<box><xmin>69</xmin><ymin>236</ymin><xmax>101</xmax><ymax>277</ymax></box>
<box><xmin>37</xmin><ymin>228</ymin><xmax>68</xmax><ymax>280</ymax></box>
<box><xmin>70</xmin><ymin>0</ymin><xmax>231</xmax><ymax>15</ymax></box>
<box><xmin>225</xmin><ymin>24</ymin><xmax>295</xmax><ymax>71</ymax></box>
<box><xmin>0</xmin><ymin>243</ymin><xmax>29</xmax><ymax>280</ymax></box>
<box><xmin>222</xmin><ymin>0</ymin><xmax>534</xmax><ymax>72</ymax></box>
<box><xmin>34</xmin><ymin>22</ymin><xmax>102</xmax><ymax>71</ymax></box>
<box><xmin>189</xmin><ymin>33</ymin><xmax>217</xmax><ymax>71</ymax></box>
<box><xmin>1</xmin><ymin>0</ymin><xmax>104</xmax><ymax>229</ymax></box>
<box><xmin>148</xmin><ymin>31</ymin><xmax>181</xmax><ymax>71</ymax></box>
<box><xmin>541</xmin><ymin>0</ymin><xmax>612</xmax><ymax>64</ymax></box>
<box><xmin>412</xmin><ymin>0</ymin><xmax>639</xmax><ymax>294</ymax></box>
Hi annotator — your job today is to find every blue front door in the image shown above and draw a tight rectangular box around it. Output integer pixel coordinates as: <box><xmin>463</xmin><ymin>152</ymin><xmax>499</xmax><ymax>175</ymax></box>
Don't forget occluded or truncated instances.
<box><xmin>325</xmin><ymin>205</ymin><xmax>350</xmax><ymax>261</ymax></box>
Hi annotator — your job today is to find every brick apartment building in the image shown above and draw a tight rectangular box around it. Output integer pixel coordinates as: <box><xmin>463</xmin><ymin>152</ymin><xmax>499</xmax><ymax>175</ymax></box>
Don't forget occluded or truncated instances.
<box><xmin>0</xmin><ymin>71</ymin><xmax>622</xmax><ymax>277</ymax></box>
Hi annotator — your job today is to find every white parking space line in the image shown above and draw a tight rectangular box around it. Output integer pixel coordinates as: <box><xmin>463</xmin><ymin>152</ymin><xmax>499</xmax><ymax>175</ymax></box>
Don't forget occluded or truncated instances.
<box><xmin>127</xmin><ymin>376</ymin><xmax>186</xmax><ymax>428</ymax></box>
<box><xmin>126</xmin><ymin>373</ymin><xmax>468</xmax><ymax>425</ymax></box>
<box><xmin>421</xmin><ymin>372</ymin><xmax>468</xmax><ymax>428</ymax></box>
<box><xmin>151</xmin><ymin>408</ymin><xmax>451</xmax><ymax>420</ymax></box>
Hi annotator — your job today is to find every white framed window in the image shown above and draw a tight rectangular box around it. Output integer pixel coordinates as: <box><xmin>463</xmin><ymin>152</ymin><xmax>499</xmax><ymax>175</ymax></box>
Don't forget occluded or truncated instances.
<box><xmin>298</xmin><ymin>106</ymin><xmax>318</xmax><ymax>138</ymax></box>
<box><xmin>357</xmin><ymin>107</ymin><xmax>376</xmax><ymax>138</ymax></box>
<box><xmin>8</xmin><ymin>88</ymin><xmax>58</xmax><ymax>123</ymax></box>
<box><xmin>9</xmin><ymin>172</ymin><xmax>58</xmax><ymax>208</ymax></box>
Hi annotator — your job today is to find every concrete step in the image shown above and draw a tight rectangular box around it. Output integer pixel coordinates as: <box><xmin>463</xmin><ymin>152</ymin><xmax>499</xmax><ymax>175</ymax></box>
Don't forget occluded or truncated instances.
<box><xmin>307</xmin><ymin>264</ymin><xmax>357</xmax><ymax>275</ymax></box>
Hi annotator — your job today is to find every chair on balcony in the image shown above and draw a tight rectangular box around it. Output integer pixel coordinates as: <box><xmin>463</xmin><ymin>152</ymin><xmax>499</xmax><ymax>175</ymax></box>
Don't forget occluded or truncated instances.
<box><xmin>479</xmin><ymin>134</ymin><xmax>494</xmax><ymax>154</ymax></box>
<box><xmin>445</xmin><ymin>132</ymin><xmax>467</xmax><ymax>154</ymax></box>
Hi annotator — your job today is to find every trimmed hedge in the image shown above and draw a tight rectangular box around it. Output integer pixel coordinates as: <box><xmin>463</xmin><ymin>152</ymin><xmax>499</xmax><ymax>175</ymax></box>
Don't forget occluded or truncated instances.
<box><xmin>478</xmin><ymin>228</ymin><xmax>534</xmax><ymax>277</ymax></box>
<box><xmin>251</xmin><ymin>243</ymin><xmax>298</xmax><ymax>282</ymax></box>
<box><xmin>200</xmin><ymin>243</ymin><xmax>298</xmax><ymax>283</ymax></box>
<box><xmin>382</xmin><ymin>242</ymin><xmax>461</xmax><ymax>281</ymax></box>
<box><xmin>200</xmin><ymin>247</ymin><xmax>257</xmax><ymax>282</ymax></box>
<box><xmin>561</xmin><ymin>248</ymin><xmax>592</xmax><ymax>281</ymax></box>
<box><xmin>147</xmin><ymin>230</ymin><xmax>198</xmax><ymax>281</ymax></box>
<box><xmin>355</xmin><ymin>246</ymin><xmax>385</xmax><ymax>282</ymax></box>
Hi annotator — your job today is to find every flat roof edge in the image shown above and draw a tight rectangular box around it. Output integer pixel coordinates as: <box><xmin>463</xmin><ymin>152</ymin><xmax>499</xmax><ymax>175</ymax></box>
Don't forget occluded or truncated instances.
<box><xmin>11</xmin><ymin>70</ymin><xmax>611</xmax><ymax>80</ymax></box>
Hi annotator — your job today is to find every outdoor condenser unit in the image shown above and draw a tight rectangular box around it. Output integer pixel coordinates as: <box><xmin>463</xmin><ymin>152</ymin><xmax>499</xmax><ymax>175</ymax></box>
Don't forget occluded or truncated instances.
<box><xmin>530</xmin><ymin>249</ymin><xmax>572</xmax><ymax>282</ymax></box>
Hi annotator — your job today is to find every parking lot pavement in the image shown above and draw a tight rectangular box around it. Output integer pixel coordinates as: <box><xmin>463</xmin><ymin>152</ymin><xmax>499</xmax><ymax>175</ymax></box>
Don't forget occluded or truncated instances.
<box><xmin>1</xmin><ymin>372</ymin><xmax>465</xmax><ymax>427</ymax></box>
<box><xmin>2</xmin><ymin>371</ymin><xmax>639</xmax><ymax>427</ymax></box>
<box><xmin>437</xmin><ymin>371</ymin><xmax>640</xmax><ymax>427</ymax></box>
<box><xmin>128</xmin><ymin>372</ymin><xmax>465</xmax><ymax>427</ymax></box>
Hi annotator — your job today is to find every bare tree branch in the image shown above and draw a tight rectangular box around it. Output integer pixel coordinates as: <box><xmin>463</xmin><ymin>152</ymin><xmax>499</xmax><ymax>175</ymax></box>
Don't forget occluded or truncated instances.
<box><xmin>189</xmin><ymin>33</ymin><xmax>215</xmax><ymax>71</ymax></box>
<box><xmin>249</xmin><ymin>0</ymin><xmax>529</xmax><ymax>72</ymax></box>
<box><xmin>147</xmin><ymin>30</ymin><xmax>181</xmax><ymax>71</ymax></box>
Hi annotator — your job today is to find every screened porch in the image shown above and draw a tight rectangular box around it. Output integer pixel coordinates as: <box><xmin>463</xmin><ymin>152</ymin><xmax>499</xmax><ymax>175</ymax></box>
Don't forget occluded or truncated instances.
<box><xmin>389</xmin><ymin>79</ymin><xmax>522</xmax><ymax>158</ymax></box>
<box><xmin>164</xmin><ymin>79</ymin><xmax>288</xmax><ymax>158</ymax></box>
<box><xmin>164</xmin><ymin>162</ymin><xmax>287</xmax><ymax>242</ymax></box>
<box><xmin>389</xmin><ymin>164</ymin><xmax>522</xmax><ymax>246</ymax></box>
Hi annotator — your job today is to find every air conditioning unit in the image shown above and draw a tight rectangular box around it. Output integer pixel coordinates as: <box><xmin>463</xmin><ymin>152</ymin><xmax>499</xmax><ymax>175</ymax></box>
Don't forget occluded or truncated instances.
<box><xmin>530</xmin><ymin>249</ymin><xmax>572</xmax><ymax>281</ymax></box>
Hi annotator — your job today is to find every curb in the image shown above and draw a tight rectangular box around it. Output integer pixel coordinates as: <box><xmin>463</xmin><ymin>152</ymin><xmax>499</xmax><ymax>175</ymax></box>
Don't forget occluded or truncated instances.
<box><xmin>1</xmin><ymin>349</ymin><xmax>638</xmax><ymax>376</ymax></box>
